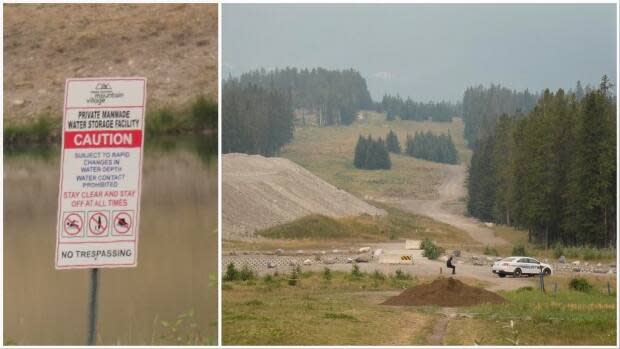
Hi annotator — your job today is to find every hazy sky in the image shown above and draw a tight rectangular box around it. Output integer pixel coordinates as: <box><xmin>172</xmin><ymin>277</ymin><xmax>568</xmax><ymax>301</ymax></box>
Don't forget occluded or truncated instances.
<box><xmin>223</xmin><ymin>4</ymin><xmax>617</xmax><ymax>102</ymax></box>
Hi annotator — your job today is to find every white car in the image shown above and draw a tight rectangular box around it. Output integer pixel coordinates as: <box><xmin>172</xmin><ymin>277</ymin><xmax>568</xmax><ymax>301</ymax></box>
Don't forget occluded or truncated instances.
<box><xmin>491</xmin><ymin>256</ymin><xmax>553</xmax><ymax>278</ymax></box>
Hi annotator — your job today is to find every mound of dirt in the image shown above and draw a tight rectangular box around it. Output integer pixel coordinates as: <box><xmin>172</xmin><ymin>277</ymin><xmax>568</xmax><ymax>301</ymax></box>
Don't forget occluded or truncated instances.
<box><xmin>382</xmin><ymin>277</ymin><xmax>505</xmax><ymax>307</ymax></box>
<box><xmin>4</xmin><ymin>4</ymin><xmax>217</xmax><ymax>120</ymax></box>
<box><xmin>223</xmin><ymin>153</ymin><xmax>386</xmax><ymax>239</ymax></box>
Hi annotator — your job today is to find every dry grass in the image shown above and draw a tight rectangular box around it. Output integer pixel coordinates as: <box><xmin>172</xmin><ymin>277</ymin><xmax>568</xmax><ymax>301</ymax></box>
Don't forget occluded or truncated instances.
<box><xmin>4</xmin><ymin>3</ymin><xmax>217</xmax><ymax>121</ymax></box>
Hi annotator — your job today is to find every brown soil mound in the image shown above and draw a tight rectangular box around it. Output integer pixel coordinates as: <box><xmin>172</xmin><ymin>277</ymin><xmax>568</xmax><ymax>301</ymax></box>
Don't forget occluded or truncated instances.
<box><xmin>382</xmin><ymin>277</ymin><xmax>505</xmax><ymax>307</ymax></box>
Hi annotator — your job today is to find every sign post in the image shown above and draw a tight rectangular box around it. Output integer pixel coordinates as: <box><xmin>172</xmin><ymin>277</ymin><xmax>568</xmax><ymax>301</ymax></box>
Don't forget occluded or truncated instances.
<box><xmin>55</xmin><ymin>77</ymin><xmax>147</xmax><ymax>344</ymax></box>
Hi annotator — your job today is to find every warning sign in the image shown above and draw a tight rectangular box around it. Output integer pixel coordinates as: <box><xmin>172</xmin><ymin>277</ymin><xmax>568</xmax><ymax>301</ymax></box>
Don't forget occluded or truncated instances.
<box><xmin>55</xmin><ymin>77</ymin><xmax>146</xmax><ymax>269</ymax></box>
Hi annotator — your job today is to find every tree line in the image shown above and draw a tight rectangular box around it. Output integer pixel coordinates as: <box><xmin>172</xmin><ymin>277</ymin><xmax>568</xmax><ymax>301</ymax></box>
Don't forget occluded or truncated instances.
<box><xmin>378</xmin><ymin>94</ymin><xmax>459</xmax><ymax>122</ymax></box>
<box><xmin>353</xmin><ymin>135</ymin><xmax>391</xmax><ymax>170</ymax></box>
<box><xmin>405</xmin><ymin>131</ymin><xmax>458</xmax><ymax>164</ymax></box>
<box><xmin>222</xmin><ymin>78</ymin><xmax>294</xmax><ymax>156</ymax></box>
<box><xmin>467</xmin><ymin>76</ymin><xmax>616</xmax><ymax>248</ymax></box>
<box><xmin>236</xmin><ymin>67</ymin><xmax>373</xmax><ymax>126</ymax></box>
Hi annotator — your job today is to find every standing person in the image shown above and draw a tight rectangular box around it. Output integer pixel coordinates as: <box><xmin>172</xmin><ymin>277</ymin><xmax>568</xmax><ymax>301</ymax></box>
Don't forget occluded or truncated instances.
<box><xmin>447</xmin><ymin>256</ymin><xmax>456</xmax><ymax>275</ymax></box>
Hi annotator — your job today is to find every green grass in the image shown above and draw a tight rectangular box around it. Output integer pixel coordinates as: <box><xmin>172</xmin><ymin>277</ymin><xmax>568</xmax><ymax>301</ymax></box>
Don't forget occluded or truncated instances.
<box><xmin>280</xmin><ymin>112</ymin><xmax>470</xmax><ymax>200</ymax></box>
<box><xmin>447</xmin><ymin>283</ymin><xmax>617</xmax><ymax>345</ymax></box>
<box><xmin>4</xmin><ymin>96</ymin><xmax>217</xmax><ymax>146</ymax></box>
<box><xmin>256</xmin><ymin>203</ymin><xmax>478</xmax><ymax>249</ymax></box>
<box><xmin>223</xmin><ymin>271</ymin><xmax>616</xmax><ymax>346</ymax></box>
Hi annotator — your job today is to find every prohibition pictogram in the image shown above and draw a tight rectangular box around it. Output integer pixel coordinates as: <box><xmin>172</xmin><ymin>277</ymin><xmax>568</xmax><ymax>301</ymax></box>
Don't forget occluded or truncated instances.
<box><xmin>63</xmin><ymin>212</ymin><xmax>84</xmax><ymax>237</ymax></box>
<box><xmin>113</xmin><ymin>211</ymin><xmax>133</xmax><ymax>235</ymax></box>
<box><xmin>88</xmin><ymin>211</ymin><xmax>109</xmax><ymax>236</ymax></box>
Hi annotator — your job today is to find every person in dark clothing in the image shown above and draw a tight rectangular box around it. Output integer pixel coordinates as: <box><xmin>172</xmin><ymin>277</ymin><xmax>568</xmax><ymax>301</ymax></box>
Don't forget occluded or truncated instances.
<box><xmin>447</xmin><ymin>256</ymin><xmax>456</xmax><ymax>274</ymax></box>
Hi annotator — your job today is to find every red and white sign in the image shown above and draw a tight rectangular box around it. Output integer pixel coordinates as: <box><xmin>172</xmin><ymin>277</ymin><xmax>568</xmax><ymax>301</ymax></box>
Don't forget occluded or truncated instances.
<box><xmin>55</xmin><ymin>77</ymin><xmax>146</xmax><ymax>269</ymax></box>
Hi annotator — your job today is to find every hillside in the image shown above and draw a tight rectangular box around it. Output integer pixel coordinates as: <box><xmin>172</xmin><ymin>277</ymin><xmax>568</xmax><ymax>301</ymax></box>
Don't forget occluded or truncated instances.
<box><xmin>4</xmin><ymin>3</ymin><xmax>217</xmax><ymax>121</ymax></box>
<box><xmin>222</xmin><ymin>153</ymin><xmax>386</xmax><ymax>239</ymax></box>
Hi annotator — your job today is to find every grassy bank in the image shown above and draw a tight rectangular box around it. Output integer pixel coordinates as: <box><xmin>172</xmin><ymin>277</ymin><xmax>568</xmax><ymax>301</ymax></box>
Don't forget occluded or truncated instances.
<box><xmin>222</xmin><ymin>270</ymin><xmax>616</xmax><ymax>345</ymax></box>
<box><xmin>3</xmin><ymin>96</ymin><xmax>217</xmax><ymax>147</ymax></box>
<box><xmin>251</xmin><ymin>203</ymin><xmax>478</xmax><ymax>250</ymax></box>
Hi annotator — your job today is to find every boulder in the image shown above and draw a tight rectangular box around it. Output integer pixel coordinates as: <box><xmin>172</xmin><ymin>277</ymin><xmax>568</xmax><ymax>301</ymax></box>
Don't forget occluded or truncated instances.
<box><xmin>346</xmin><ymin>258</ymin><xmax>354</xmax><ymax>264</ymax></box>
<box><xmin>275</xmin><ymin>249</ymin><xmax>284</xmax><ymax>255</ymax></box>
<box><xmin>473</xmin><ymin>260</ymin><xmax>484</xmax><ymax>266</ymax></box>
<box><xmin>558</xmin><ymin>256</ymin><xmax>566</xmax><ymax>264</ymax></box>
<box><xmin>373</xmin><ymin>249</ymin><xmax>383</xmax><ymax>257</ymax></box>
<box><xmin>572</xmin><ymin>267</ymin><xmax>581</xmax><ymax>272</ymax></box>
<box><xmin>572</xmin><ymin>260</ymin><xmax>581</xmax><ymax>266</ymax></box>
<box><xmin>296</xmin><ymin>250</ymin><xmax>304</xmax><ymax>255</ymax></box>
<box><xmin>267</xmin><ymin>262</ymin><xmax>276</xmax><ymax>269</ymax></box>
<box><xmin>485</xmin><ymin>256</ymin><xmax>493</xmax><ymax>262</ymax></box>
<box><xmin>332</xmin><ymin>249</ymin><xmax>340</xmax><ymax>254</ymax></box>
<box><xmin>358</xmin><ymin>247</ymin><xmax>371</xmax><ymax>253</ymax></box>
<box><xmin>288</xmin><ymin>261</ymin><xmax>298</xmax><ymax>267</ymax></box>
<box><xmin>593</xmin><ymin>268</ymin><xmax>606</xmax><ymax>274</ymax></box>
<box><xmin>303</xmin><ymin>259</ymin><xmax>312</xmax><ymax>266</ymax></box>
<box><xmin>597</xmin><ymin>263</ymin><xmax>602</xmax><ymax>267</ymax></box>
<box><xmin>355</xmin><ymin>255</ymin><xmax>370</xmax><ymax>263</ymax></box>
<box><xmin>452</xmin><ymin>250</ymin><xmax>461</xmax><ymax>257</ymax></box>
<box><xmin>323</xmin><ymin>257</ymin><xmax>337</xmax><ymax>265</ymax></box>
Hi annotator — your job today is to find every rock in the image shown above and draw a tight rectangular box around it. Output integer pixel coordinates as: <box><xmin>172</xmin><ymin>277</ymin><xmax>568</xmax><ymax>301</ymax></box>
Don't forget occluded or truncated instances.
<box><xmin>572</xmin><ymin>260</ymin><xmax>581</xmax><ymax>266</ymax></box>
<box><xmin>275</xmin><ymin>248</ymin><xmax>284</xmax><ymax>255</ymax></box>
<box><xmin>457</xmin><ymin>260</ymin><xmax>464</xmax><ymax>264</ymax></box>
<box><xmin>597</xmin><ymin>263</ymin><xmax>602</xmax><ymax>267</ymax></box>
<box><xmin>608</xmin><ymin>269</ymin><xmax>615</xmax><ymax>274</ymax></box>
<box><xmin>355</xmin><ymin>255</ymin><xmax>370</xmax><ymax>263</ymax></box>
<box><xmin>303</xmin><ymin>259</ymin><xmax>312</xmax><ymax>266</ymax></box>
<box><xmin>320</xmin><ymin>251</ymin><xmax>326</xmax><ymax>255</ymax></box>
<box><xmin>296</xmin><ymin>250</ymin><xmax>304</xmax><ymax>255</ymax></box>
<box><xmin>346</xmin><ymin>258</ymin><xmax>354</xmax><ymax>264</ymax></box>
<box><xmin>473</xmin><ymin>260</ymin><xmax>484</xmax><ymax>266</ymax></box>
<box><xmin>373</xmin><ymin>249</ymin><xmax>383</xmax><ymax>257</ymax></box>
<box><xmin>558</xmin><ymin>256</ymin><xmax>566</xmax><ymax>264</ymax></box>
<box><xmin>585</xmin><ymin>262</ymin><xmax>589</xmax><ymax>266</ymax></box>
<box><xmin>485</xmin><ymin>256</ymin><xmax>493</xmax><ymax>262</ymax></box>
<box><xmin>323</xmin><ymin>257</ymin><xmax>336</xmax><ymax>265</ymax></box>
<box><xmin>267</xmin><ymin>262</ymin><xmax>276</xmax><ymax>269</ymax></box>
<box><xmin>12</xmin><ymin>99</ymin><xmax>24</xmax><ymax>106</ymax></box>
<box><xmin>229</xmin><ymin>251</ymin><xmax>237</xmax><ymax>256</ymax></box>
<box><xmin>288</xmin><ymin>261</ymin><xmax>297</xmax><ymax>267</ymax></box>
<box><xmin>358</xmin><ymin>247</ymin><xmax>371</xmax><ymax>253</ymax></box>
<box><xmin>572</xmin><ymin>267</ymin><xmax>581</xmax><ymax>272</ymax></box>
<box><xmin>332</xmin><ymin>249</ymin><xmax>340</xmax><ymax>254</ymax></box>
<box><xmin>484</xmin><ymin>222</ymin><xmax>495</xmax><ymax>227</ymax></box>
<box><xmin>593</xmin><ymin>268</ymin><xmax>606</xmax><ymax>274</ymax></box>
<box><xmin>471</xmin><ymin>255</ymin><xmax>479</xmax><ymax>260</ymax></box>
<box><xmin>452</xmin><ymin>250</ymin><xmax>461</xmax><ymax>257</ymax></box>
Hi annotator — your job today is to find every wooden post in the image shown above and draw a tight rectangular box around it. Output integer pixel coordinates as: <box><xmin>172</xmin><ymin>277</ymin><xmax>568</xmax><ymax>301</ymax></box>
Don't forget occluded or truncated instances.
<box><xmin>87</xmin><ymin>268</ymin><xmax>100</xmax><ymax>345</ymax></box>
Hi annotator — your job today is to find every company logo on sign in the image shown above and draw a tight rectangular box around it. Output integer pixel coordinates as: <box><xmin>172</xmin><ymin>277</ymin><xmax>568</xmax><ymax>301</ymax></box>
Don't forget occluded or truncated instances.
<box><xmin>88</xmin><ymin>82</ymin><xmax>125</xmax><ymax>105</ymax></box>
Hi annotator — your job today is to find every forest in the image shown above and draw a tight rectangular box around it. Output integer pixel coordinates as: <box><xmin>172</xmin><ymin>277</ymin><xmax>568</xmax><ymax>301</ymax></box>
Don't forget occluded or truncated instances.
<box><xmin>378</xmin><ymin>94</ymin><xmax>459</xmax><ymax>122</ymax></box>
<box><xmin>235</xmin><ymin>67</ymin><xmax>373</xmax><ymax>126</ymax></box>
<box><xmin>467</xmin><ymin>76</ymin><xmax>616</xmax><ymax>248</ymax></box>
<box><xmin>404</xmin><ymin>131</ymin><xmax>458</xmax><ymax>164</ymax></box>
<box><xmin>353</xmin><ymin>135</ymin><xmax>392</xmax><ymax>170</ymax></box>
<box><xmin>222</xmin><ymin>78</ymin><xmax>294</xmax><ymax>156</ymax></box>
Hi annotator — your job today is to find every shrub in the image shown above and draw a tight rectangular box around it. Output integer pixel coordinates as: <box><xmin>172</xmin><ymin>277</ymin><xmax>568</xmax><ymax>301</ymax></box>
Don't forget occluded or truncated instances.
<box><xmin>421</xmin><ymin>238</ymin><xmax>443</xmax><ymax>260</ymax></box>
<box><xmin>484</xmin><ymin>245</ymin><xmax>499</xmax><ymax>256</ymax></box>
<box><xmin>393</xmin><ymin>269</ymin><xmax>411</xmax><ymax>280</ymax></box>
<box><xmin>223</xmin><ymin>263</ymin><xmax>238</xmax><ymax>281</ymax></box>
<box><xmin>190</xmin><ymin>95</ymin><xmax>217</xmax><ymax>130</ymax></box>
<box><xmin>350</xmin><ymin>264</ymin><xmax>364</xmax><ymax>279</ymax></box>
<box><xmin>288</xmin><ymin>268</ymin><xmax>299</xmax><ymax>286</ymax></box>
<box><xmin>263</xmin><ymin>274</ymin><xmax>274</xmax><ymax>283</ymax></box>
<box><xmin>517</xmin><ymin>286</ymin><xmax>534</xmax><ymax>292</ymax></box>
<box><xmin>238</xmin><ymin>265</ymin><xmax>255</xmax><ymax>281</ymax></box>
<box><xmin>569</xmin><ymin>278</ymin><xmax>593</xmax><ymax>292</ymax></box>
<box><xmin>512</xmin><ymin>245</ymin><xmax>527</xmax><ymax>256</ymax></box>
<box><xmin>322</xmin><ymin>267</ymin><xmax>332</xmax><ymax>281</ymax></box>
<box><xmin>553</xmin><ymin>243</ymin><xmax>564</xmax><ymax>259</ymax></box>
<box><xmin>371</xmin><ymin>270</ymin><xmax>386</xmax><ymax>281</ymax></box>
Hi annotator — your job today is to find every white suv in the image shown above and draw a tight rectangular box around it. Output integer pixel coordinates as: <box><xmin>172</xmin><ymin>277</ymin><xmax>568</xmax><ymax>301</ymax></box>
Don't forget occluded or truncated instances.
<box><xmin>491</xmin><ymin>256</ymin><xmax>553</xmax><ymax>278</ymax></box>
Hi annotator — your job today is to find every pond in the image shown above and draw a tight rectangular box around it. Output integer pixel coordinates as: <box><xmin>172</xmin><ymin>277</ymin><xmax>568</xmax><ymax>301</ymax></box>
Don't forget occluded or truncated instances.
<box><xmin>3</xmin><ymin>135</ymin><xmax>218</xmax><ymax>345</ymax></box>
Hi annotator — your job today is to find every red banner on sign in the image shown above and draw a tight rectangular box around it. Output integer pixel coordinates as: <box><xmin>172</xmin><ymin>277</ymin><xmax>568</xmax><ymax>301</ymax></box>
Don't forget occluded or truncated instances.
<box><xmin>64</xmin><ymin>130</ymin><xmax>142</xmax><ymax>149</ymax></box>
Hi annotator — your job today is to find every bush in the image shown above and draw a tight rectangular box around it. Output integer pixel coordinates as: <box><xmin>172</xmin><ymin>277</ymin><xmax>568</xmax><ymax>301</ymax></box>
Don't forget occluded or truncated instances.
<box><xmin>553</xmin><ymin>243</ymin><xmax>564</xmax><ymax>258</ymax></box>
<box><xmin>350</xmin><ymin>264</ymin><xmax>364</xmax><ymax>279</ymax></box>
<box><xmin>512</xmin><ymin>245</ymin><xmax>527</xmax><ymax>256</ymax></box>
<box><xmin>288</xmin><ymin>268</ymin><xmax>299</xmax><ymax>286</ymax></box>
<box><xmin>393</xmin><ymin>269</ymin><xmax>411</xmax><ymax>280</ymax></box>
<box><xmin>238</xmin><ymin>265</ymin><xmax>255</xmax><ymax>281</ymax></box>
<box><xmin>371</xmin><ymin>270</ymin><xmax>386</xmax><ymax>281</ymax></box>
<box><xmin>322</xmin><ymin>267</ymin><xmax>332</xmax><ymax>281</ymax></box>
<box><xmin>484</xmin><ymin>245</ymin><xmax>499</xmax><ymax>256</ymax></box>
<box><xmin>223</xmin><ymin>263</ymin><xmax>238</xmax><ymax>281</ymax></box>
<box><xmin>569</xmin><ymin>278</ymin><xmax>593</xmax><ymax>292</ymax></box>
<box><xmin>190</xmin><ymin>95</ymin><xmax>218</xmax><ymax>130</ymax></box>
<box><xmin>421</xmin><ymin>238</ymin><xmax>443</xmax><ymax>260</ymax></box>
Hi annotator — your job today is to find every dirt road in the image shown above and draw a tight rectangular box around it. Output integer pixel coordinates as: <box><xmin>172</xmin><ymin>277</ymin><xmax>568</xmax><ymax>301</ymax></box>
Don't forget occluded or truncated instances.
<box><xmin>380</xmin><ymin>164</ymin><xmax>508</xmax><ymax>246</ymax></box>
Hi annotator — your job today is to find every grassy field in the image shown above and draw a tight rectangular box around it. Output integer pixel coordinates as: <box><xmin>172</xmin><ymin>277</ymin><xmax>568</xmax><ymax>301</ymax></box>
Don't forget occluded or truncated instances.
<box><xmin>281</xmin><ymin>112</ymin><xmax>470</xmax><ymax>200</ymax></box>
<box><xmin>222</xmin><ymin>270</ymin><xmax>616</xmax><ymax>346</ymax></box>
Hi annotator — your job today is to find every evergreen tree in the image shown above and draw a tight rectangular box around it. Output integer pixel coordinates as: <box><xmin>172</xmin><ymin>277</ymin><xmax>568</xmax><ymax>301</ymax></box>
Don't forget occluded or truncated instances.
<box><xmin>386</xmin><ymin>130</ymin><xmax>401</xmax><ymax>153</ymax></box>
